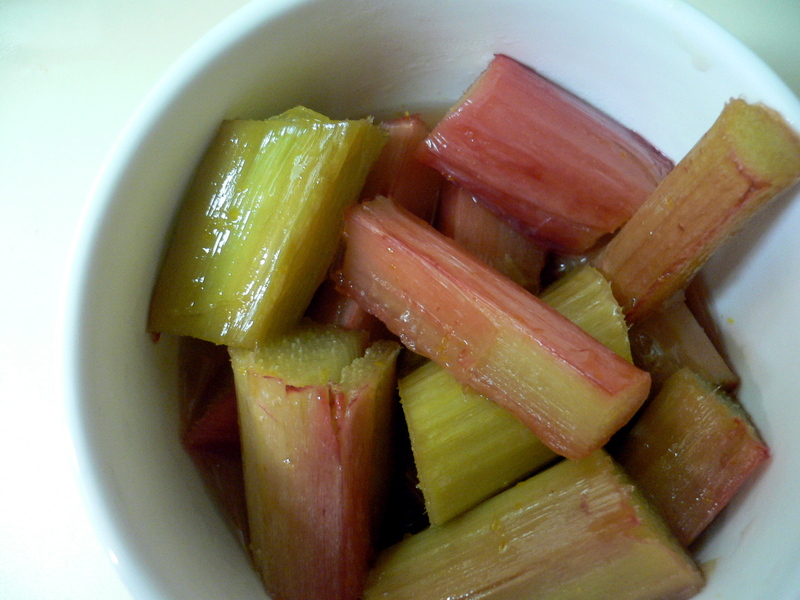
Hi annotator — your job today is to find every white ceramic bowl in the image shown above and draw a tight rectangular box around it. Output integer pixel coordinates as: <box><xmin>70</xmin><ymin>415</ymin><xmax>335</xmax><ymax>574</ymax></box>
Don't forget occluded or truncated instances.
<box><xmin>64</xmin><ymin>0</ymin><xmax>800</xmax><ymax>598</ymax></box>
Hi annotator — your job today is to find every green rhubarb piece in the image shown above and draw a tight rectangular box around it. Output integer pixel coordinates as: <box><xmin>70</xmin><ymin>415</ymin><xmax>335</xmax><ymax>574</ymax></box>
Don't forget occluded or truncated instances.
<box><xmin>616</xmin><ymin>368</ymin><xmax>769</xmax><ymax>546</ymax></box>
<box><xmin>364</xmin><ymin>451</ymin><xmax>704</xmax><ymax>600</ymax></box>
<box><xmin>595</xmin><ymin>99</ymin><xmax>800</xmax><ymax>322</ymax></box>
<box><xmin>540</xmin><ymin>264</ymin><xmax>632</xmax><ymax>363</ymax></box>
<box><xmin>399</xmin><ymin>360</ymin><xmax>556</xmax><ymax>526</ymax></box>
<box><xmin>230</xmin><ymin>320</ymin><xmax>401</xmax><ymax>600</ymax></box>
<box><xmin>148</xmin><ymin>106</ymin><xmax>387</xmax><ymax>347</ymax></box>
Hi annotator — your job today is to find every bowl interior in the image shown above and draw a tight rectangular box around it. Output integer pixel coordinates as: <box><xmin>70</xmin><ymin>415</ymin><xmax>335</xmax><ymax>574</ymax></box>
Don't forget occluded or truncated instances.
<box><xmin>66</xmin><ymin>0</ymin><xmax>800</xmax><ymax>598</ymax></box>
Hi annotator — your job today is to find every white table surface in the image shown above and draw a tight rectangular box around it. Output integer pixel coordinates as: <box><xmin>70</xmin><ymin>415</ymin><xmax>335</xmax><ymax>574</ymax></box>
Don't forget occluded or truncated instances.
<box><xmin>1</xmin><ymin>1</ymin><xmax>798</xmax><ymax>598</ymax></box>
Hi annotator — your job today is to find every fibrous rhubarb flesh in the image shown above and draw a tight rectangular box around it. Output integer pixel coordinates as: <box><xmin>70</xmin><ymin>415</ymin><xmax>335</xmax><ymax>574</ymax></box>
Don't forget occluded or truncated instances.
<box><xmin>148</xmin><ymin>106</ymin><xmax>387</xmax><ymax>347</ymax></box>
<box><xmin>540</xmin><ymin>264</ymin><xmax>633</xmax><ymax>363</ymax></box>
<box><xmin>230</xmin><ymin>320</ymin><xmax>400</xmax><ymax>600</ymax></box>
<box><xmin>335</xmin><ymin>196</ymin><xmax>651</xmax><ymax>459</ymax></box>
<box><xmin>360</xmin><ymin>113</ymin><xmax>445</xmax><ymax>222</ymax></box>
<box><xmin>628</xmin><ymin>297</ymin><xmax>738</xmax><ymax>391</ymax></box>
<box><xmin>399</xmin><ymin>360</ymin><xmax>557</xmax><ymax>525</ymax></box>
<box><xmin>364</xmin><ymin>451</ymin><xmax>704</xmax><ymax>600</ymax></box>
<box><xmin>436</xmin><ymin>182</ymin><xmax>546</xmax><ymax>293</ymax></box>
<box><xmin>595</xmin><ymin>99</ymin><xmax>800</xmax><ymax>322</ymax></box>
<box><xmin>616</xmin><ymin>368</ymin><xmax>769</xmax><ymax>546</ymax></box>
<box><xmin>417</xmin><ymin>54</ymin><xmax>673</xmax><ymax>253</ymax></box>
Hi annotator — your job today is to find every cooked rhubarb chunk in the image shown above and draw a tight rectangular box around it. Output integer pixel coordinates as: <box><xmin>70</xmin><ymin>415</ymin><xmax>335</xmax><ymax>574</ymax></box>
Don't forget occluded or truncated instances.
<box><xmin>616</xmin><ymin>368</ymin><xmax>769</xmax><ymax>546</ymax></box>
<box><xmin>417</xmin><ymin>54</ymin><xmax>673</xmax><ymax>253</ymax></box>
<box><xmin>436</xmin><ymin>182</ymin><xmax>546</xmax><ymax>293</ymax></box>
<box><xmin>400</xmin><ymin>264</ymin><xmax>634</xmax><ymax>524</ymax></box>
<box><xmin>595</xmin><ymin>99</ymin><xmax>800</xmax><ymax>322</ymax></box>
<box><xmin>148</xmin><ymin>107</ymin><xmax>387</xmax><ymax>347</ymax></box>
<box><xmin>177</xmin><ymin>338</ymin><xmax>247</xmax><ymax>541</ymax></box>
<box><xmin>361</xmin><ymin>114</ymin><xmax>445</xmax><ymax>222</ymax></box>
<box><xmin>629</xmin><ymin>297</ymin><xmax>738</xmax><ymax>391</ymax></box>
<box><xmin>230</xmin><ymin>321</ymin><xmax>400</xmax><ymax>600</ymax></box>
<box><xmin>306</xmin><ymin>279</ymin><xmax>392</xmax><ymax>342</ymax></box>
<box><xmin>364</xmin><ymin>451</ymin><xmax>704</xmax><ymax>600</ymax></box>
<box><xmin>399</xmin><ymin>360</ymin><xmax>557</xmax><ymax>525</ymax></box>
<box><xmin>540</xmin><ymin>264</ymin><xmax>632</xmax><ymax>363</ymax></box>
<box><xmin>335</xmin><ymin>197</ymin><xmax>650</xmax><ymax>459</ymax></box>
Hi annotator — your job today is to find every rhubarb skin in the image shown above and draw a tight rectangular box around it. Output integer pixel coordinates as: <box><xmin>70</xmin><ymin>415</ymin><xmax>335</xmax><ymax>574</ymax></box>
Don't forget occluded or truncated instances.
<box><xmin>595</xmin><ymin>99</ymin><xmax>800</xmax><ymax>322</ymax></box>
<box><xmin>417</xmin><ymin>54</ymin><xmax>673</xmax><ymax>253</ymax></box>
<box><xmin>148</xmin><ymin>107</ymin><xmax>387</xmax><ymax>348</ymax></box>
<box><xmin>361</xmin><ymin>114</ymin><xmax>445</xmax><ymax>222</ymax></box>
<box><xmin>230</xmin><ymin>322</ymin><xmax>400</xmax><ymax>600</ymax></box>
<box><xmin>616</xmin><ymin>368</ymin><xmax>769</xmax><ymax>546</ymax></box>
<box><xmin>629</xmin><ymin>296</ymin><xmax>739</xmax><ymax>391</ymax></box>
<box><xmin>436</xmin><ymin>182</ymin><xmax>546</xmax><ymax>293</ymax></box>
<box><xmin>335</xmin><ymin>197</ymin><xmax>651</xmax><ymax>459</ymax></box>
<box><xmin>364</xmin><ymin>451</ymin><xmax>704</xmax><ymax>600</ymax></box>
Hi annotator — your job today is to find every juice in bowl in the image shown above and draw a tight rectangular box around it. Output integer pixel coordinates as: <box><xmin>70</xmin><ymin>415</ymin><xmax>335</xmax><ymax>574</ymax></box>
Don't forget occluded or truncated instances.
<box><xmin>64</xmin><ymin>0</ymin><xmax>800</xmax><ymax>598</ymax></box>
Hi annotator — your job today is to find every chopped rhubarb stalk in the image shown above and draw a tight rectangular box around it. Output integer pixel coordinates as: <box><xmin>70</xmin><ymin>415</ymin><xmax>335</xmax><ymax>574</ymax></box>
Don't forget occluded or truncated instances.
<box><xmin>399</xmin><ymin>360</ymin><xmax>557</xmax><ymax>525</ymax></box>
<box><xmin>540</xmin><ymin>264</ymin><xmax>632</xmax><ymax>363</ymax></box>
<box><xmin>178</xmin><ymin>338</ymin><xmax>247</xmax><ymax>542</ymax></box>
<box><xmin>148</xmin><ymin>106</ymin><xmax>387</xmax><ymax>348</ymax></box>
<box><xmin>335</xmin><ymin>197</ymin><xmax>651</xmax><ymax>459</ymax></box>
<box><xmin>435</xmin><ymin>182</ymin><xmax>546</xmax><ymax>293</ymax></box>
<box><xmin>361</xmin><ymin>114</ymin><xmax>445</xmax><ymax>222</ymax></box>
<box><xmin>400</xmin><ymin>266</ymin><xmax>632</xmax><ymax>525</ymax></box>
<box><xmin>230</xmin><ymin>321</ymin><xmax>400</xmax><ymax>600</ymax></box>
<box><xmin>616</xmin><ymin>368</ymin><xmax>770</xmax><ymax>546</ymax></box>
<box><xmin>595</xmin><ymin>99</ymin><xmax>800</xmax><ymax>322</ymax></box>
<box><xmin>364</xmin><ymin>451</ymin><xmax>704</xmax><ymax>600</ymax></box>
<box><xmin>629</xmin><ymin>297</ymin><xmax>739</xmax><ymax>391</ymax></box>
<box><xmin>178</xmin><ymin>337</ymin><xmax>237</xmax><ymax>445</ymax></box>
<box><xmin>416</xmin><ymin>54</ymin><xmax>673</xmax><ymax>253</ymax></box>
<box><xmin>306</xmin><ymin>279</ymin><xmax>391</xmax><ymax>342</ymax></box>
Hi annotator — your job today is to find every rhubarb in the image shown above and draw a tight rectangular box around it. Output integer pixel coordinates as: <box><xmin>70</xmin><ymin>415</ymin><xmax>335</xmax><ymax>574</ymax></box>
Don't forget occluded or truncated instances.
<box><xmin>595</xmin><ymin>99</ymin><xmax>800</xmax><ymax>321</ymax></box>
<box><xmin>628</xmin><ymin>297</ymin><xmax>739</xmax><ymax>391</ymax></box>
<box><xmin>335</xmin><ymin>196</ymin><xmax>650</xmax><ymax>459</ymax></box>
<box><xmin>417</xmin><ymin>54</ymin><xmax>673</xmax><ymax>253</ymax></box>
<box><xmin>400</xmin><ymin>264</ymin><xmax>630</xmax><ymax>524</ymax></box>
<box><xmin>540</xmin><ymin>264</ymin><xmax>632</xmax><ymax>362</ymax></box>
<box><xmin>230</xmin><ymin>320</ymin><xmax>400</xmax><ymax>600</ymax></box>
<box><xmin>360</xmin><ymin>114</ymin><xmax>445</xmax><ymax>222</ymax></box>
<box><xmin>148</xmin><ymin>106</ymin><xmax>387</xmax><ymax>347</ymax></box>
<box><xmin>436</xmin><ymin>182</ymin><xmax>546</xmax><ymax>292</ymax></box>
<box><xmin>616</xmin><ymin>368</ymin><xmax>769</xmax><ymax>546</ymax></box>
<box><xmin>364</xmin><ymin>451</ymin><xmax>704</xmax><ymax>600</ymax></box>
<box><xmin>399</xmin><ymin>360</ymin><xmax>557</xmax><ymax>525</ymax></box>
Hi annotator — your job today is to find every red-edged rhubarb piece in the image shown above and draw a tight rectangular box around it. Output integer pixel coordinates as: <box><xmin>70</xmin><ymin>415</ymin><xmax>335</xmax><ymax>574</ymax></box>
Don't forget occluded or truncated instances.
<box><xmin>306</xmin><ymin>279</ymin><xmax>392</xmax><ymax>342</ymax></box>
<box><xmin>231</xmin><ymin>321</ymin><xmax>401</xmax><ymax>600</ymax></box>
<box><xmin>595</xmin><ymin>99</ymin><xmax>800</xmax><ymax>322</ymax></box>
<box><xmin>616</xmin><ymin>368</ymin><xmax>769</xmax><ymax>546</ymax></box>
<box><xmin>335</xmin><ymin>197</ymin><xmax>650</xmax><ymax>459</ymax></box>
<box><xmin>436</xmin><ymin>182</ymin><xmax>546</xmax><ymax>293</ymax></box>
<box><xmin>177</xmin><ymin>338</ymin><xmax>247</xmax><ymax>541</ymax></box>
<box><xmin>416</xmin><ymin>54</ymin><xmax>673</xmax><ymax>253</ymax></box>
<box><xmin>361</xmin><ymin>114</ymin><xmax>445</xmax><ymax>222</ymax></box>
